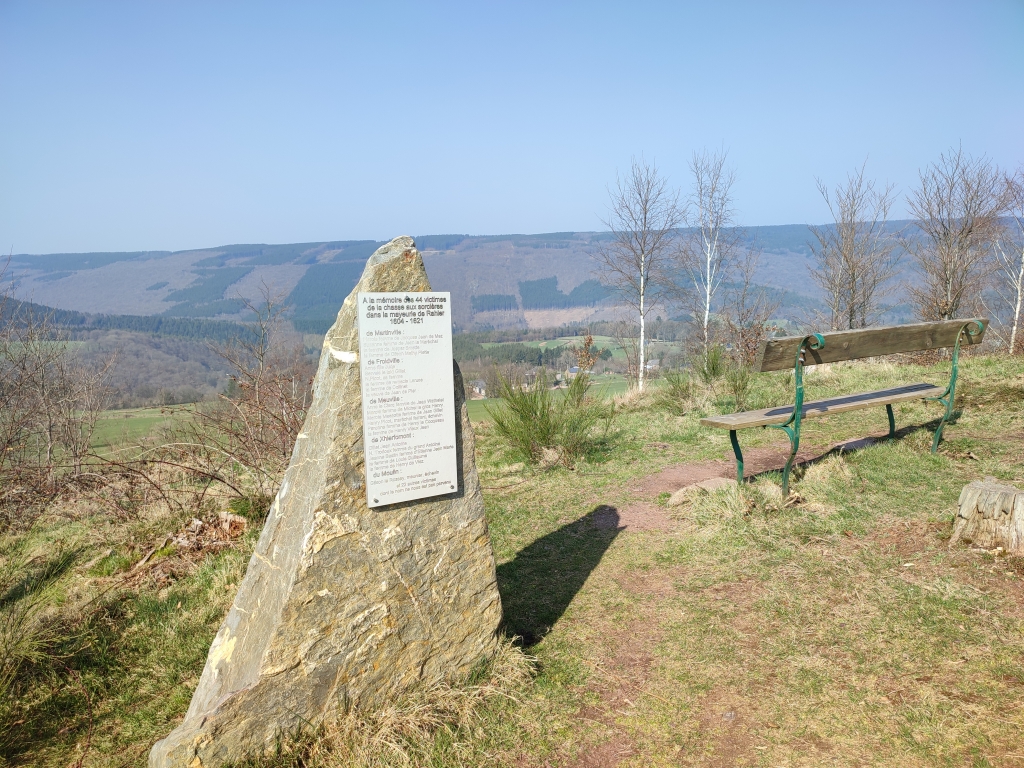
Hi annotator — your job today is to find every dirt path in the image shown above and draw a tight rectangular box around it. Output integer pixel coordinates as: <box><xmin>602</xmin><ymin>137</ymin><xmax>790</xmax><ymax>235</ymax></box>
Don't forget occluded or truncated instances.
<box><xmin>605</xmin><ymin>442</ymin><xmax>834</xmax><ymax>534</ymax></box>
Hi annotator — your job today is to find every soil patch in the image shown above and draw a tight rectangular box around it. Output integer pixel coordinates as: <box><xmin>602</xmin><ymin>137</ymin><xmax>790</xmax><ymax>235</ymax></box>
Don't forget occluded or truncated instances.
<box><xmin>635</xmin><ymin>435</ymin><xmax>893</xmax><ymax>497</ymax></box>
<box><xmin>568</xmin><ymin>578</ymin><xmax>670</xmax><ymax>767</ymax></box>
<box><xmin>852</xmin><ymin>516</ymin><xmax>1024</xmax><ymax>620</ymax></box>
<box><xmin>596</xmin><ymin>502</ymin><xmax>673</xmax><ymax>532</ymax></box>
<box><xmin>633</xmin><ymin>444</ymin><xmax>827</xmax><ymax>496</ymax></box>
<box><xmin>694</xmin><ymin>690</ymin><xmax>757</xmax><ymax>768</ymax></box>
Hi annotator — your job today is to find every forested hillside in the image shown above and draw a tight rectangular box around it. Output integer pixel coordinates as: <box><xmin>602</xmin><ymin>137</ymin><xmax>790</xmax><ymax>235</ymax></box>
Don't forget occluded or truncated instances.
<box><xmin>7</xmin><ymin>224</ymin><xmax>917</xmax><ymax>333</ymax></box>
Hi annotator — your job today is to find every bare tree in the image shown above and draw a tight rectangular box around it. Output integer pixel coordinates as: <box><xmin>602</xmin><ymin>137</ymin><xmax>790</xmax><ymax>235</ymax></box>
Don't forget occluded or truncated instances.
<box><xmin>905</xmin><ymin>148</ymin><xmax>1004</xmax><ymax>321</ymax></box>
<box><xmin>145</xmin><ymin>283</ymin><xmax>315</xmax><ymax>506</ymax></box>
<box><xmin>674</xmin><ymin>149</ymin><xmax>741</xmax><ymax>355</ymax></box>
<box><xmin>989</xmin><ymin>169</ymin><xmax>1024</xmax><ymax>353</ymax></box>
<box><xmin>0</xmin><ymin>269</ymin><xmax>115</xmax><ymax>525</ymax></box>
<box><xmin>724</xmin><ymin>244</ymin><xmax>782</xmax><ymax>367</ymax></box>
<box><xmin>610</xmin><ymin>319</ymin><xmax>641</xmax><ymax>383</ymax></box>
<box><xmin>595</xmin><ymin>158</ymin><xmax>682</xmax><ymax>391</ymax></box>
<box><xmin>808</xmin><ymin>162</ymin><xmax>901</xmax><ymax>330</ymax></box>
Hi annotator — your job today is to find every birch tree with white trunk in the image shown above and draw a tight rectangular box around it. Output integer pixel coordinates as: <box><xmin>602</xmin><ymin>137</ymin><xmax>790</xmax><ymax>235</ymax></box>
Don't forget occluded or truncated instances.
<box><xmin>595</xmin><ymin>158</ymin><xmax>682</xmax><ymax>392</ymax></box>
<box><xmin>677</xmin><ymin>150</ymin><xmax>741</xmax><ymax>356</ymax></box>
<box><xmin>990</xmin><ymin>170</ymin><xmax>1024</xmax><ymax>354</ymax></box>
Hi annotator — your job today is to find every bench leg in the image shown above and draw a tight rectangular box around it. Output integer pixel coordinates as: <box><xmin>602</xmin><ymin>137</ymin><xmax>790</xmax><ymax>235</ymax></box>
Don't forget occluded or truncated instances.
<box><xmin>932</xmin><ymin>406</ymin><xmax>950</xmax><ymax>453</ymax></box>
<box><xmin>886</xmin><ymin>404</ymin><xmax>895</xmax><ymax>438</ymax></box>
<box><xmin>930</xmin><ymin>389</ymin><xmax>955</xmax><ymax>453</ymax></box>
<box><xmin>729</xmin><ymin>430</ymin><xmax>744</xmax><ymax>485</ymax></box>
<box><xmin>781</xmin><ymin>424</ymin><xmax>800</xmax><ymax>498</ymax></box>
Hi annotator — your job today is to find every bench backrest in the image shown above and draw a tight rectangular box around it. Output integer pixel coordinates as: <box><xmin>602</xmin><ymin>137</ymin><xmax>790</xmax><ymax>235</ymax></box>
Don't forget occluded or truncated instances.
<box><xmin>756</xmin><ymin>318</ymin><xmax>987</xmax><ymax>373</ymax></box>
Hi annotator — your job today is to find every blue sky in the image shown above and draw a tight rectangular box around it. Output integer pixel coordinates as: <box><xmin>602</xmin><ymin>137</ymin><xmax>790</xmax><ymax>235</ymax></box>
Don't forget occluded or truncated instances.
<box><xmin>1</xmin><ymin>1</ymin><xmax>1021</xmax><ymax>253</ymax></box>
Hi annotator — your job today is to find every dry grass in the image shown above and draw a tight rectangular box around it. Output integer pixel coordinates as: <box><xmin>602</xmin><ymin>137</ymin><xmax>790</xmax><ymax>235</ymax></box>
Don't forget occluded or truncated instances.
<box><xmin>237</xmin><ymin>639</ymin><xmax>536</xmax><ymax>768</ymax></box>
<box><xmin>4</xmin><ymin>352</ymin><xmax>1024</xmax><ymax>767</ymax></box>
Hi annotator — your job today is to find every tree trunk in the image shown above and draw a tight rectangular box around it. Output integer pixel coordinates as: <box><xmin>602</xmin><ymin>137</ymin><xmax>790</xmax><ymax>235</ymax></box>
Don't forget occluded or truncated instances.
<box><xmin>638</xmin><ymin>271</ymin><xmax>646</xmax><ymax>392</ymax></box>
<box><xmin>1011</xmin><ymin>253</ymin><xmax>1023</xmax><ymax>354</ymax></box>
<box><xmin>950</xmin><ymin>478</ymin><xmax>1024</xmax><ymax>554</ymax></box>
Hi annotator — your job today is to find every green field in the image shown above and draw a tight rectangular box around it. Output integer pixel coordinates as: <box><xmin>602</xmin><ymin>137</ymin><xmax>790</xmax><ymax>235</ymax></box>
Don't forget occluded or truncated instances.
<box><xmin>91</xmin><ymin>373</ymin><xmax>636</xmax><ymax>444</ymax></box>
<box><xmin>90</xmin><ymin>406</ymin><xmax>192</xmax><ymax>452</ymax></box>
<box><xmin>479</xmin><ymin>335</ymin><xmax>681</xmax><ymax>364</ymax></box>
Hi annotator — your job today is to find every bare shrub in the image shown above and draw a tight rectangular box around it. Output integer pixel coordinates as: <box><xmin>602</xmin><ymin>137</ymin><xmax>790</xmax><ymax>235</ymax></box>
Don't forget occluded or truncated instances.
<box><xmin>0</xmin><ymin>262</ymin><xmax>115</xmax><ymax>528</ymax></box>
<box><xmin>724</xmin><ymin>244</ymin><xmax>781</xmax><ymax>367</ymax></box>
<box><xmin>808</xmin><ymin>162</ymin><xmax>902</xmax><ymax>330</ymax></box>
<box><xmin>906</xmin><ymin>148</ymin><xmax>1004</xmax><ymax>321</ymax></box>
<box><xmin>139</xmin><ymin>287</ymin><xmax>315</xmax><ymax>508</ymax></box>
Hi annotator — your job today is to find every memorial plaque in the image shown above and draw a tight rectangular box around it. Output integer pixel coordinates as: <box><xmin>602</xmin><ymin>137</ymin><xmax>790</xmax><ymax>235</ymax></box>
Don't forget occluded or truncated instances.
<box><xmin>358</xmin><ymin>291</ymin><xmax>458</xmax><ymax>507</ymax></box>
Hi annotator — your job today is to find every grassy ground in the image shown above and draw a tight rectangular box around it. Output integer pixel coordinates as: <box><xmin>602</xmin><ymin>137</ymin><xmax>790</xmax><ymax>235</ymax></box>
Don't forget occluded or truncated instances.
<box><xmin>92</xmin><ymin>371</ymin><xmax>630</xmax><ymax>448</ymax></box>
<box><xmin>4</xmin><ymin>353</ymin><xmax>1024</xmax><ymax>766</ymax></box>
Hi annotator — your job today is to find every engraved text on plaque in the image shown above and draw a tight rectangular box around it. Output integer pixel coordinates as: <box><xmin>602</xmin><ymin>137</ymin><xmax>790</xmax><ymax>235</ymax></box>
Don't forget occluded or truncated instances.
<box><xmin>357</xmin><ymin>292</ymin><xmax>458</xmax><ymax>507</ymax></box>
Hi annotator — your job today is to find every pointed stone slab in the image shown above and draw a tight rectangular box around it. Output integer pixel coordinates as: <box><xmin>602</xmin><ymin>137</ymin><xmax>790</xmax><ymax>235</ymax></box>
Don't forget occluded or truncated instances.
<box><xmin>150</xmin><ymin>237</ymin><xmax>503</xmax><ymax>767</ymax></box>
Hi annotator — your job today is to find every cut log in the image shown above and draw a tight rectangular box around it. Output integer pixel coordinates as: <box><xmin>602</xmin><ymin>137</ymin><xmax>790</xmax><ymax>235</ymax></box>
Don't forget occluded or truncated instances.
<box><xmin>950</xmin><ymin>477</ymin><xmax>1024</xmax><ymax>554</ymax></box>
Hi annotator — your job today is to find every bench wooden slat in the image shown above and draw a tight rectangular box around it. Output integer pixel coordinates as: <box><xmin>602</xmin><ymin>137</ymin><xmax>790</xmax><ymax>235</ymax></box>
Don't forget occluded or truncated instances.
<box><xmin>757</xmin><ymin>318</ymin><xmax>987</xmax><ymax>373</ymax></box>
<box><xmin>699</xmin><ymin>382</ymin><xmax>945</xmax><ymax>430</ymax></box>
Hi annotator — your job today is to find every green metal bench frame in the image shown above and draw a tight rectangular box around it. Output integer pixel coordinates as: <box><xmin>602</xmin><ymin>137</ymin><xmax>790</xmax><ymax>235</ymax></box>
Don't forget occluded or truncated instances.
<box><xmin>724</xmin><ymin>318</ymin><xmax>986</xmax><ymax>496</ymax></box>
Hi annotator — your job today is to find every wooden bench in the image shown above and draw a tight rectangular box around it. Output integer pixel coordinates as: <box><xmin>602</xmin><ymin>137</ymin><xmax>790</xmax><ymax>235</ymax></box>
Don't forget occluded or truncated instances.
<box><xmin>700</xmin><ymin>318</ymin><xmax>987</xmax><ymax>495</ymax></box>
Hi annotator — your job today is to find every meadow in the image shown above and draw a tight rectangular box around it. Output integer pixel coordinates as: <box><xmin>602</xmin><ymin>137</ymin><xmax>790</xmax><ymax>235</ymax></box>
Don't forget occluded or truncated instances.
<box><xmin>89</xmin><ymin>406</ymin><xmax>194</xmax><ymax>453</ymax></box>
<box><xmin>3</xmin><ymin>353</ymin><xmax>1023</xmax><ymax>767</ymax></box>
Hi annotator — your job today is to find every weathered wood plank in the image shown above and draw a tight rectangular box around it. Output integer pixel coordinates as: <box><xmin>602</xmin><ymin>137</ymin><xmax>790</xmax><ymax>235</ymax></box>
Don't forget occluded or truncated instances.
<box><xmin>757</xmin><ymin>318</ymin><xmax>987</xmax><ymax>372</ymax></box>
<box><xmin>700</xmin><ymin>382</ymin><xmax>945</xmax><ymax>430</ymax></box>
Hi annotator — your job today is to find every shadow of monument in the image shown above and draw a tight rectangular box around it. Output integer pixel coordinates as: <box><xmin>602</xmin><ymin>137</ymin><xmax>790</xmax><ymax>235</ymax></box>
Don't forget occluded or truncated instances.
<box><xmin>496</xmin><ymin>505</ymin><xmax>622</xmax><ymax>647</ymax></box>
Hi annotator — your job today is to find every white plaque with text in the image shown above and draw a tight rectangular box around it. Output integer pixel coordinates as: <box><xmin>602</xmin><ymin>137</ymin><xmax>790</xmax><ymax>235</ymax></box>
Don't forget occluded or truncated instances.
<box><xmin>358</xmin><ymin>292</ymin><xmax>458</xmax><ymax>508</ymax></box>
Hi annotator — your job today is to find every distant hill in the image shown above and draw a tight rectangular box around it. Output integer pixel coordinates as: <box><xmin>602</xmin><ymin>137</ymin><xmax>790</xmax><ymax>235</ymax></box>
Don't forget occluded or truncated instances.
<box><xmin>6</xmin><ymin>223</ymin><xmax>918</xmax><ymax>334</ymax></box>
<box><xmin>0</xmin><ymin>297</ymin><xmax>253</xmax><ymax>343</ymax></box>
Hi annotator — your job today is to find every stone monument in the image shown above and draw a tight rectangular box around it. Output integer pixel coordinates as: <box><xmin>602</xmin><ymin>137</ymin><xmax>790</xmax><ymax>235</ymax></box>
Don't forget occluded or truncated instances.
<box><xmin>150</xmin><ymin>237</ymin><xmax>503</xmax><ymax>768</ymax></box>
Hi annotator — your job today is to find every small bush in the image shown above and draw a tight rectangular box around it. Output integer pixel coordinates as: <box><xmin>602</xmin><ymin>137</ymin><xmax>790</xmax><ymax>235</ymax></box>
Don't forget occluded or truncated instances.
<box><xmin>725</xmin><ymin>364</ymin><xmax>752</xmax><ymax>411</ymax></box>
<box><xmin>656</xmin><ymin>370</ymin><xmax>692</xmax><ymax>415</ymax></box>
<box><xmin>230</xmin><ymin>494</ymin><xmax>274</xmax><ymax>523</ymax></box>
<box><xmin>693</xmin><ymin>344</ymin><xmax>727</xmax><ymax>387</ymax></box>
<box><xmin>487</xmin><ymin>370</ymin><xmax>612</xmax><ymax>467</ymax></box>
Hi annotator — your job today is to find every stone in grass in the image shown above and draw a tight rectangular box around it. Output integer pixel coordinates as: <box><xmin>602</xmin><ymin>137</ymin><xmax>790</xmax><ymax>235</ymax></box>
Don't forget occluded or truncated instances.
<box><xmin>667</xmin><ymin>476</ymin><xmax>735</xmax><ymax>506</ymax></box>
<box><xmin>150</xmin><ymin>237</ymin><xmax>503</xmax><ymax>768</ymax></box>
<box><xmin>950</xmin><ymin>477</ymin><xmax>1024</xmax><ymax>555</ymax></box>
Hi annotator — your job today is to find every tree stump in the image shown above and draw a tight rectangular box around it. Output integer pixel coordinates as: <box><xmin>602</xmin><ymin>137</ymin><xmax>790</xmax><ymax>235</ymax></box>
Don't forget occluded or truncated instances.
<box><xmin>950</xmin><ymin>477</ymin><xmax>1024</xmax><ymax>554</ymax></box>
